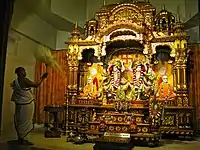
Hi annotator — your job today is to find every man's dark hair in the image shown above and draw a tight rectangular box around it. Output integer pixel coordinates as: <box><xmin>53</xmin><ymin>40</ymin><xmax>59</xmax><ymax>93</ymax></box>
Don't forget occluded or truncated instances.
<box><xmin>15</xmin><ymin>67</ymin><xmax>24</xmax><ymax>74</ymax></box>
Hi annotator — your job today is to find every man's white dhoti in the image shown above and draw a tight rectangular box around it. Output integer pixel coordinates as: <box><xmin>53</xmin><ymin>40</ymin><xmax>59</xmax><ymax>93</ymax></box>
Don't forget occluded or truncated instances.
<box><xmin>11</xmin><ymin>79</ymin><xmax>35</xmax><ymax>139</ymax></box>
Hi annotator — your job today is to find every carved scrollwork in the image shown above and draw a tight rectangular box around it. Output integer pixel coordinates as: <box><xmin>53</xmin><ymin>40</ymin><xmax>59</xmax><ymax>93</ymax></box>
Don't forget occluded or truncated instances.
<box><xmin>162</xmin><ymin>116</ymin><xmax>175</xmax><ymax>126</ymax></box>
<box><xmin>144</xmin><ymin>13</ymin><xmax>152</xmax><ymax>26</ymax></box>
<box><xmin>111</xmin><ymin>8</ymin><xmax>144</xmax><ymax>23</ymax></box>
<box><xmin>183</xmin><ymin>97</ymin><xmax>189</xmax><ymax>106</ymax></box>
<box><xmin>67</xmin><ymin>53</ymin><xmax>78</xmax><ymax>66</ymax></box>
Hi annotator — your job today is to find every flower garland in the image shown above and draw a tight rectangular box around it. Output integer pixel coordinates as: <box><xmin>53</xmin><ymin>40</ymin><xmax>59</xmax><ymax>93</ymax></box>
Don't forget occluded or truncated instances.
<box><xmin>108</xmin><ymin>66</ymin><xmax>121</xmax><ymax>88</ymax></box>
<box><xmin>109</xmin><ymin>67</ymin><xmax>121</xmax><ymax>89</ymax></box>
<box><xmin>132</xmin><ymin>69</ymin><xmax>144</xmax><ymax>88</ymax></box>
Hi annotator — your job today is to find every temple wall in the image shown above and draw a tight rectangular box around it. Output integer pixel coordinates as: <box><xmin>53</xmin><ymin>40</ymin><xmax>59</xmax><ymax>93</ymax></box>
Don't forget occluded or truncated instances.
<box><xmin>1</xmin><ymin>30</ymin><xmax>38</xmax><ymax>141</ymax></box>
<box><xmin>187</xmin><ymin>27</ymin><xmax>200</xmax><ymax>43</ymax></box>
<box><xmin>51</xmin><ymin>0</ymin><xmax>87</xmax><ymax>27</ymax></box>
<box><xmin>185</xmin><ymin>0</ymin><xmax>198</xmax><ymax>21</ymax></box>
<box><xmin>185</xmin><ymin>0</ymin><xmax>199</xmax><ymax>43</ymax></box>
<box><xmin>11</xmin><ymin>0</ymin><xmax>58</xmax><ymax>49</ymax></box>
<box><xmin>1</xmin><ymin>0</ymin><xmax>57</xmax><ymax>140</ymax></box>
<box><xmin>56</xmin><ymin>31</ymin><xmax>71</xmax><ymax>50</ymax></box>
<box><xmin>190</xmin><ymin>44</ymin><xmax>200</xmax><ymax>132</ymax></box>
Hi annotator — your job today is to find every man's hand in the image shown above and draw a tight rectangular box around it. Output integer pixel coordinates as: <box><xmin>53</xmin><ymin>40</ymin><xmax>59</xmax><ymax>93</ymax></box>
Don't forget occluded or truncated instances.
<box><xmin>41</xmin><ymin>73</ymin><xmax>48</xmax><ymax>79</ymax></box>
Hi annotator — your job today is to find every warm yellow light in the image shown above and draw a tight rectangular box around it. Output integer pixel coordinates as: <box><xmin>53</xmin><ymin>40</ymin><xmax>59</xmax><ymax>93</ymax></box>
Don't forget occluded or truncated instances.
<box><xmin>90</xmin><ymin>68</ymin><xmax>97</xmax><ymax>76</ymax></box>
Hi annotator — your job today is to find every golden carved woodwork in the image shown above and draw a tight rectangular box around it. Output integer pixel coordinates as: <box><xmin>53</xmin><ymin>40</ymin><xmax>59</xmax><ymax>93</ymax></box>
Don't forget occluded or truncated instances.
<box><xmin>65</xmin><ymin>1</ymin><xmax>194</xmax><ymax>145</ymax></box>
<box><xmin>111</xmin><ymin>8</ymin><xmax>144</xmax><ymax>23</ymax></box>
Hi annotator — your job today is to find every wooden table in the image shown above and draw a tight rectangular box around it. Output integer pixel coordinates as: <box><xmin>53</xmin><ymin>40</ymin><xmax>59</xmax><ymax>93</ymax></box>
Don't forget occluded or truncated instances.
<box><xmin>44</xmin><ymin>105</ymin><xmax>66</xmax><ymax>138</ymax></box>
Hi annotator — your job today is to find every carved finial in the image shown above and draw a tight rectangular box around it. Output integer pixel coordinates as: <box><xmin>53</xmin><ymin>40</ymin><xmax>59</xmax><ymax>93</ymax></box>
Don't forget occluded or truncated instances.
<box><xmin>93</xmin><ymin>14</ymin><xmax>96</xmax><ymax>19</ymax></box>
<box><xmin>177</xmin><ymin>15</ymin><xmax>181</xmax><ymax>22</ymax></box>
<box><xmin>176</xmin><ymin>5</ymin><xmax>181</xmax><ymax>22</ymax></box>
<box><xmin>162</xmin><ymin>4</ymin><xmax>166</xmax><ymax>10</ymax></box>
<box><xmin>71</xmin><ymin>21</ymin><xmax>80</xmax><ymax>37</ymax></box>
<box><xmin>103</xmin><ymin>0</ymin><xmax>106</xmax><ymax>6</ymax></box>
<box><xmin>173</xmin><ymin>5</ymin><xmax>185</xmax><ymax>35</ymax></box>
<box><xmin>75</xmin><ymin>21</ymin><xmax>78</xmax><ymax>28</ymax></box>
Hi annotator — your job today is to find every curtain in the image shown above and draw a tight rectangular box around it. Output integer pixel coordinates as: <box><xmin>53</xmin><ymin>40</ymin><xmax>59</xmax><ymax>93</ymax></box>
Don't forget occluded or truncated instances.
<box><xmin>0</xmin><ymin>0</ymin><xmax>15</xmax><ymax>129</ymax></box>
<box><xmin>34</xmin><ymin>50</ymin><xmax>68</xmax><ymax>123</ymax></box>
<box><xmin>190</xmin><ymin>44</ymin><xmax>200</xmax><ymax>131</ymax></box>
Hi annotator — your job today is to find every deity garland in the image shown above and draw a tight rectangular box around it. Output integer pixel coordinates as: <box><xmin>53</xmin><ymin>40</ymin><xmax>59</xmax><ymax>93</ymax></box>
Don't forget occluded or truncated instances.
<box><xmin>108</xmin><ymin>61</ymin><xmax>122</xmax><ymax>89</ymax></box>
<box><xmin>131</xmin><ymin>62</ymin><xmax>146</xmax><ymax>100</ymax></box>
<box><xmin>103</xmin><ymin>60</ymin><xmax>124</xmax><ymax>99</ymax></box>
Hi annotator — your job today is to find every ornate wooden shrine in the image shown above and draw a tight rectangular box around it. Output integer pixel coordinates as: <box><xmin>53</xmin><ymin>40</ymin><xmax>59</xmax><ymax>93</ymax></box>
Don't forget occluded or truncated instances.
<box><xmin>65</xmin><ymin>1</ymin><xmax>193</xmax><ymax>146</ymax></box>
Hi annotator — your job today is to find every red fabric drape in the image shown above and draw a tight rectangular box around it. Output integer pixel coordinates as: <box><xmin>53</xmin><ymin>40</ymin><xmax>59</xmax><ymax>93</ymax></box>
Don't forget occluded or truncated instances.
<box><xmin>34</xmin><ymin>50</ymin><xmax>68</xmax><ymax>123</ymax></box>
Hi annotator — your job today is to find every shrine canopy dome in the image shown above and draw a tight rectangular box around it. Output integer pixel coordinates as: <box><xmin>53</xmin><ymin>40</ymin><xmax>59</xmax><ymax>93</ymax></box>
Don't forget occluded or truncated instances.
<box><xmin>97</xmin><ymin>1</ymin><xmax>155</xmax><ymax>14</ymax></box>
<box><xmin>67</xmin><ymin>1</ymin><xmax>188</xmax><ymax>60</ymax></box>
<box><xmin>82</xmin><ymin>1</ymin><xmax>156</xmax><ymax>40</ymax></box>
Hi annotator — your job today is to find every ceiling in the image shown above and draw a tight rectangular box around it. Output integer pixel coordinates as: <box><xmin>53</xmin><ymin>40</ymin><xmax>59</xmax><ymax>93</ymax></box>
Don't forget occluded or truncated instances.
<box><xmin>16</xmin><ymin>0</ymin><xmax>199</xmax><ymax>32</ymax></box>
<box><xmin>17</xmin><ymin>0</ymin><xmax>84</xmax><ymax>32</ymax></box>
<box><xmin>184</xmin><ymin>12</ymin><xmax>200</xmax><ymax>29</ymax></box>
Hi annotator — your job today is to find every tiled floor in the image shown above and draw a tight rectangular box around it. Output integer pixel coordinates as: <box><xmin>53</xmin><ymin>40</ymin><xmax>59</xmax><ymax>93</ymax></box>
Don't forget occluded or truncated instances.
<box><xmin>1</xmin><ymin>128</ymin><xmax>200</xmax><ymax>150</ymax></box>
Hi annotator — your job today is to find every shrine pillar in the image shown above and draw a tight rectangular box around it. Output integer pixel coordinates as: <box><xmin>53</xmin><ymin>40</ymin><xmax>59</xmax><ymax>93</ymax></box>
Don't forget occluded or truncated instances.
<box><xmin>173</xmin><ymin>22</ymin><xmax>189</xmax><ymax>107</ymax></box>
<box><xmin>174</xmin><ymin>40</ymin><xmax>181</xmax><ymax>91</ymax></box>
<box><xmin>66</xmin><ymin>23</ymin><xmax>80</xmax><ymax>104</ymax></box>
<box><xmin>172</xmin><ymin>63</ymin><xmax>177</xmax><ymax>92</ymax></box>
<box><xmin>180</xmin><ymin>41</ymin><xmax>189</xmax><ymax>107</ymax></box>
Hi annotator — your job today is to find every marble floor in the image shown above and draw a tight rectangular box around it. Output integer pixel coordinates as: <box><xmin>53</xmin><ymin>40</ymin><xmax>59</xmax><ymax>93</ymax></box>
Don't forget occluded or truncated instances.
<box><xmin>0</xmin><ymin>128</ymin><xmax>200</xmax><ymax>150</ymax></box>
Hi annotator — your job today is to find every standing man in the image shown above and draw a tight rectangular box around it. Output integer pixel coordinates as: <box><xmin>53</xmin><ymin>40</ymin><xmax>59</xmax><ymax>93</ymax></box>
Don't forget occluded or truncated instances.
<box><xmin>10</xmin><ymin>67</ymin><xmax>48</xmax><ymax>145</ymax></box>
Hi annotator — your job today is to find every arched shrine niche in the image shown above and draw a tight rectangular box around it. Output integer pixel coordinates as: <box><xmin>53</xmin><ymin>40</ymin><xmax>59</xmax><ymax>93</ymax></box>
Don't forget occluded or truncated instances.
<box><xmin>78</xmin><ymin>48</ymin><xmax>103</xmax><ymax>99</ymax></box>
<box><xmin>153</xmin><ymin>45</ymin><xmax>175</xmax><ymax>102</ymax></box>
<box><xmin>97</xmin><ymin>23</ymin><xmax>144</xmax><ymax>42</ymax></box>
<box><xmin>102</xmin><ymin>35</ymin><xmax>144</xmax><ymax>64</ymax></box>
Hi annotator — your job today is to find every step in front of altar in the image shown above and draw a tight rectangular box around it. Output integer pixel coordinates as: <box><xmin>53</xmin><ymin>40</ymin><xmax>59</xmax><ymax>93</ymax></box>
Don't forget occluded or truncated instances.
<box><xmin>93</xmin><ymin>132</ymin><xmax>134</xmax><ymax>150</ymax></box>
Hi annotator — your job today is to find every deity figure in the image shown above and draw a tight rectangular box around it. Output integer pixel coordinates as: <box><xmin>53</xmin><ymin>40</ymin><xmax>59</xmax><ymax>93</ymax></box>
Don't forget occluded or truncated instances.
<box><xmin>127</xmin><ymin>62</ymin><xmax>150</xmax><ymax>100</ymax></box>
<box><xmin>156</xmin><ymin>75</ymin><xmax>175</xmax><ymax>100</ymax></box>
<box><xmin>143</xmin><ymin>63</ymin><xmax>156</xmax><ymax>94</ymax></box>
<box><xmin>80</xmin><ymin>64</ymin><xmax>103</xmax><ymax>98</ymax></box>
<box><xmin>132</xmin><ymin>63</ymin><xmax>145</xmax><ymax>99</ymax></box>
<box><xmin>144</xmin><ymin>63</ymin><xmax>156</xmax><ymax>83</ymax></box>
<box><xmin>80</xmin><ymin>76</ymin><xmax>99</xmax><ymax>98</ymax></box>
<box><xmin>127</xmin><ymin>62</ymin><xmax>155</xmax><ymax>101</ymax></box>
<box><xmin>103</xmin><ymin>61</ymin><xmax>124</xmax><ymax>100</ymax></box>
<box><xmin>103</xmin><ymin>59</ymin><xmax>156</xmax><ymax>102</ymax></box>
